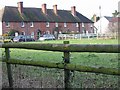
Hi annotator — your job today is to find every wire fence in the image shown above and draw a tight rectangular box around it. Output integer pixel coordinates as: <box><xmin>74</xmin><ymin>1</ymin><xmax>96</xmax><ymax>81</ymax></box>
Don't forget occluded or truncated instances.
<box><xmin>2</xmin><ymin>63</ymin><xmax>119</xmax><ymax>88</ymax></box>
<box><xmin>1</xmin><ymin>42</ymin><xmax>120</xmax><ymax>89</ymax></box>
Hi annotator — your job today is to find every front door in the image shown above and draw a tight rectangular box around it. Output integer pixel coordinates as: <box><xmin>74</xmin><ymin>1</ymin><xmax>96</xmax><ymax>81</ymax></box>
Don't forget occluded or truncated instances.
<box><xmin>37</xmin><ymin>29</ymin><xmax>41</xmax><ymax>39</ymax></box>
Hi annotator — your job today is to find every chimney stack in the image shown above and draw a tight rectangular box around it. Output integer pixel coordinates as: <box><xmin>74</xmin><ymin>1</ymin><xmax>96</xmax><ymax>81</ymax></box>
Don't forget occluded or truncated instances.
<box><xmin>42</xmin><ymin>4</ymin><xmax>47</xmax><ymax>15</ymax></box>
<box><xmin>17</xmin><ymin>2</ymin><xmax>23</xmax><ymax>14</ymax></box>
<box><xmin>93</xmin><ymin>14</ymin><xmax>97</xmax><ymax>22</ymax></box>
<box><xmin>53</xmin><ymin>5</ymin><xmax>58</xmax><ymax>15</ymax></box>
<box><xmin>71</xmin><ymin>6</ymin><xmax>76</xmax><ymax>16</ymax></box>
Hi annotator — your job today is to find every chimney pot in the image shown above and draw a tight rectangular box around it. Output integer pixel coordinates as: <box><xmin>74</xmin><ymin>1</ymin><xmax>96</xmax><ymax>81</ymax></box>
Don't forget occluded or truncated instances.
<box><xmin>71</xmin><ymin>6</ymin><xmax>76</xmax><ymax>16</ymax></box>
<box><xmin>42</xmin><ymin>3</ymin><xmax>47</xmax><ymax>15</ymax></box>
<box><xmin>17</xmin><ymin>2</ymin><xmax>23</xmax><ymax>14</ymax></box>
<box><xmin>53</xmin><ymin>5</ymin><xmax>58</xmax><ymax>15</ymax></box>
<box><xmin>93</xmin><ymin>14</ymin><xmax>97</xmax><ymax>22</ymax></box>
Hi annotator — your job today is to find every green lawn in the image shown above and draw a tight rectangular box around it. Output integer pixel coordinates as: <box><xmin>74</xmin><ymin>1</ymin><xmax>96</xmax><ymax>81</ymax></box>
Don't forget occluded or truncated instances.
<box><xmin>2</xmin><ymin>39</ymin><xmax>118</xmax><ymax>68</ymax></box>
<box><xmin>1</xmin><ymin>39</ymin><xmax>119</xmax><ymax>88</ymax></box>
<box><xmin>30</xmin><ymin>38</ymin><xmax>118</xmax><ymax>44</ymax></box>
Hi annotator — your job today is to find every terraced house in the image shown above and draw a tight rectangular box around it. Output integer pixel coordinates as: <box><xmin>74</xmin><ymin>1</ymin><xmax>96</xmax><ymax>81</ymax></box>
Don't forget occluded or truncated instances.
<box><xmin>0</xmin><ymin>2</ymin><xmax>93</xmax><ymax>40</ymax></box>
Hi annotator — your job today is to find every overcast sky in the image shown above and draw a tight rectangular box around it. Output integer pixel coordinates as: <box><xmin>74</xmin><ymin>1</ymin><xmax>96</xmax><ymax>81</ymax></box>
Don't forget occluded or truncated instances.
<box><xmin>0</xmin><ymin>0</ymin><xmax>119</xmax><ymax>19</ymax></box>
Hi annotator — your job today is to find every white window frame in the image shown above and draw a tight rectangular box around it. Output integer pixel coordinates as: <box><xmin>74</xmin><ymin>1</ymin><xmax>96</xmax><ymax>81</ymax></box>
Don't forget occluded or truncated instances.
<box><xmin>46</xmin><ymin>30</ymin><xmax>50</xmax><ymax>34</ymax></box>
<box><xmin>21</xmin><ymin>22</ymin><xmax>25</xmax><ymax>27</ymax></box>
<box><xmin>82</xmin><ymin>23</ymin><xmax>84</xmax><ymax>27</ymax></box>
<box><xmin>64</xmin><ymin>22</ymin><xmax>67</xmax><ymax>27</ymax></box>
<box><xmin>90</xmin><ymin>24</ymin><xmax>93</xmax><ymax>28</ymax></box>
<box><xmin>55</xmin><ymin>22</ymin><xmax>58</xmax><ymax>27</ymax></box>
<box><xmin>31</xmin><ymin>32</ymin><xmax>34</xmax><ymax>38</ymax></box>
<box><xmin>76</xmin><ymin>23</ymin><xmax>79</xmax><ymax>27</ymax></box>
<box><xmin>15</xmin><ymin>32</ymin><xmax>19</xmax><ymax>36</ymax></box>
<box><xmin>46</xmin><ymin>22</ymin><xmax>50</xmax><ymax>27</ymax></box>
<box><xmin>30</xmin><ymin>22</ymin><xmax>34</xmax><ymax>27</ymax></box>
<box><xmin>5</xmin><ymin>22</ymin><xmax>10</xmax><ymax>27</ymax></box>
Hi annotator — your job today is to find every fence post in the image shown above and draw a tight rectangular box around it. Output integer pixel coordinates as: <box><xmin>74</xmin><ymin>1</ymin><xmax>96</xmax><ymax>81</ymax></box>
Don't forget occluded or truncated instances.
<box><xmin>63</xmin><ymin>41</ymin><xmax>71</xmax><ymax>89</ymax></box>
<box><xmin>5</xmin><ymin>48</ymin><xmax>13</xmax><ymax>88</ymax></box>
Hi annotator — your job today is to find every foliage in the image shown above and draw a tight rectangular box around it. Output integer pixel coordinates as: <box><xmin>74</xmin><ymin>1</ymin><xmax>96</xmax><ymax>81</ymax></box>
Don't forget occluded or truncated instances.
<box><xmin>108</xmin><ymin>22</ymin><xmax>118</xmax><ymax>39</ymax></box>
<box><xmin>53</xmin><ymin>25</ymin><xmax>62</xmax><ymax>32</ymax></box>
<box><xmin>8</xmin><ymin>29</ymin><xmax>19</xmax><ymax>36</ymax></box>
<box><xmin>3</xmin><ymin>33</ymin><xmax>8</xmax><ymax>37</ymax></box>
<box><xmin>91</xmin><ymin>14</ymin><xmax>100</xmax><ymax>22</ymax></box>
<box><xmin>52</xmin><ymin>25</ymin><xmax>63</xmax><ymax>39</ymax></box>
<box><xmin>112</xmin><ymin>10</ymin><xmax>120</xmax><ymax>17</ymax></box>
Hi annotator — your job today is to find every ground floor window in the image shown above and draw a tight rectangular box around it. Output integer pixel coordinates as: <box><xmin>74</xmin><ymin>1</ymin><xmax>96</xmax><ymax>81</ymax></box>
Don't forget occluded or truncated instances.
<box><xmin>82</xmin><ymin>27</ymin><xmax>86</xmax><ymax>34</ymax></box>
<box><xmin>21</xmin><ymin>32</ymin><xmax>25</xmax><ymax>35</ymax></box>
<box><xmin>31</xmin><ymin>32</ymin><xmax>34</xmax><ymax>38</ymax></box>
<box><xmin>46</xmin><ymin>30</ymin><xmax>50</xmax><ymax>34</ymax></box>
<box><xmin>15</xmin><ymin>32</ymin><xmax>19</xmax><ymax>36</ymax></box>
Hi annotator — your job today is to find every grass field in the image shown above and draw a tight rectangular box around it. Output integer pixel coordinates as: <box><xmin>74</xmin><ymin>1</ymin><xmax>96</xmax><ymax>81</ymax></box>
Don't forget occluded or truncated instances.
<box><xmin>1</xmin><ymin>39</ymin><xmax>119</xmax><ymax>88</ymax></box>
<box><xmin>31</xmin><ymin>38</ymin><xmax>118</xmax><ymax>44</ymax></box>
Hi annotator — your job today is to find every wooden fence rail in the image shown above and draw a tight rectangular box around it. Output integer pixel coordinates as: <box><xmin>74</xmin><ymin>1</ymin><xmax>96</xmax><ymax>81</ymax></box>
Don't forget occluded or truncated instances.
<box><xmin>1</xmin><ymin>41</ymin><xmax>120</xmax><ymax>89</ymax></box>
<box><xmin>1</xmin><ymin>43</ymin><xmax>120</xmax><ymax>53</ymax></box>
<box><xmin>1</xmin><ymin>58</ymin><xmax>120</xmax><ymax>76</ymax></box>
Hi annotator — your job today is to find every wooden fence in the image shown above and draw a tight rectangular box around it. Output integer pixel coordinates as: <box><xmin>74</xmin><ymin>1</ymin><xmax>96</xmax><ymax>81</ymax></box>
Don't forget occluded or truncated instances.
<box><xmin>1</xmin><ymin>41</ymin><xmax>120</xmax><ymax>89</ymax></box>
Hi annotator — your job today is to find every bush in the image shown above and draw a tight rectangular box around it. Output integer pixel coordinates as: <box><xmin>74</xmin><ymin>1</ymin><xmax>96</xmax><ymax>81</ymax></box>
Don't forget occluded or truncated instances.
<box><xmin>8</xmin><ymin>29</ymin><xmax>19</xmax><ymax>36</ymax></box>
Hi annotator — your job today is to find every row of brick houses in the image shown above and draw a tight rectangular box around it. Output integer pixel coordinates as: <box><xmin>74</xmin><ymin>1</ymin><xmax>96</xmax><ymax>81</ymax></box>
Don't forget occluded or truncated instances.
<box><xmin>0</xmin><ymin>2</ymin><xmax>93</xmax><ymax>40</ymax></box>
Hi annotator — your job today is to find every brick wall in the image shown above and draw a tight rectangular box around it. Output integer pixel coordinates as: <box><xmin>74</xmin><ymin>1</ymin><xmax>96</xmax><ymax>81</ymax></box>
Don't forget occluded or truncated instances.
<box><xmin>2</xmin><ymin>21</ymin><xmax>93</xmax><ymax>40</ymax></box>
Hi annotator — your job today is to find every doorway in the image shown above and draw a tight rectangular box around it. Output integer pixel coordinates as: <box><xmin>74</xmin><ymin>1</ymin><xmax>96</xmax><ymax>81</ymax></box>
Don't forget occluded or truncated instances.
<box><xmin>37</xmin><ymin>29</ymin><xmax>41</xmax><ymax>39</ymax></box>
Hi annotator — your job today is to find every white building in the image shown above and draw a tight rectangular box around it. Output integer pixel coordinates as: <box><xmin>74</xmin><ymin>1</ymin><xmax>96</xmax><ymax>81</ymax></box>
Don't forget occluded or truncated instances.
<box><xmin>0</xmin><ymin>7</ymin><xmax>4</xmax><ymax>36</ymax></box>
<box><xmin>94</xmin><ymin>16</ymin><xmax>113</xmax><ymax>34</ymax></box>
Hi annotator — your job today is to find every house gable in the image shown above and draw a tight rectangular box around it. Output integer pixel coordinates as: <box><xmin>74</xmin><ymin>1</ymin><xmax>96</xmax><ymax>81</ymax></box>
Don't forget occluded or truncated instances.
<box><xmin>0</xmin><ymin>7</ymin><xmax>4</xmax><ymax>35</ymax></box>
<box><xmin>104</xmin><ymin>16</ymin><xmax>113</xmax><ymax>22</ymax></box>
<box><xmin>0</xmin><ymin>7</ymin><xmax>4</xmax><ymax>21</ymax></box>
<box><xmin>0</xmin><ymin>21</ymin><xmax>2</xmax><ymax>35</ymax></box>
<box><xmin>94</xmin><ymin>16</ymin><xmax>120</xmax><ymax>34</ymax></box>
<box><xmin>2</xmin><ymin>6</ymin><xmax>23</xmax><ymax>22</ymax></box>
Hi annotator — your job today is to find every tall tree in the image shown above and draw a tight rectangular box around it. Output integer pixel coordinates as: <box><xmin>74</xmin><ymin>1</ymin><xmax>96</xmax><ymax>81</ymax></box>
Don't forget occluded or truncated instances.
<box><xmin>91</xmin><ymin>14</ymin><xmax>100</xmax><ymax>22</ymax></box>
<box><xmin>112</xmin><ymin>10</ymin><xmax>120</xmax><ymax>17</ymax></box>
<box><xmin>108</xmin><ymin>22</ymin><xmax>118</xmax><ymax>39</ymax></box>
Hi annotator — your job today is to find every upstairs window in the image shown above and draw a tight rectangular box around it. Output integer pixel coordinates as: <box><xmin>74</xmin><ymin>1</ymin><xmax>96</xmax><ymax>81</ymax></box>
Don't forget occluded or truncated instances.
<box><xmin>30</xmin><ymin>22</ymin><xmax>34</xmax><ymax>27</ymax></box>
<box><xmin>82</xmin><ymin>23</ymin><xmax>84</xmax><ymax>27</ymax></box>
<box><xmin>64</xmin><ymin>23</ymin><xmax>67</xmax><ymax>27</ymax></box>
<box><xmin>5</xmin><ymin>22</ymin><xmax>10</xmax><ymax>27</ymax></box>
<box><xmin>55</xmin><ymin>22</ymin><xmax>58</xmax><ymax>27</ymax></box>
<box><xmin>76</xmin><ymin>23</ymin><xmax>79</xmax><ymax>27</ymax></box>
<box><xmin>21</xmin><ymin>22</ymin><xmax>25</xmax><ymax>27</ymax></box>
<box><xmin>46</xmin><ymin>22</ymin><xmax>50</xmax><ymax>27</ymax></box>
